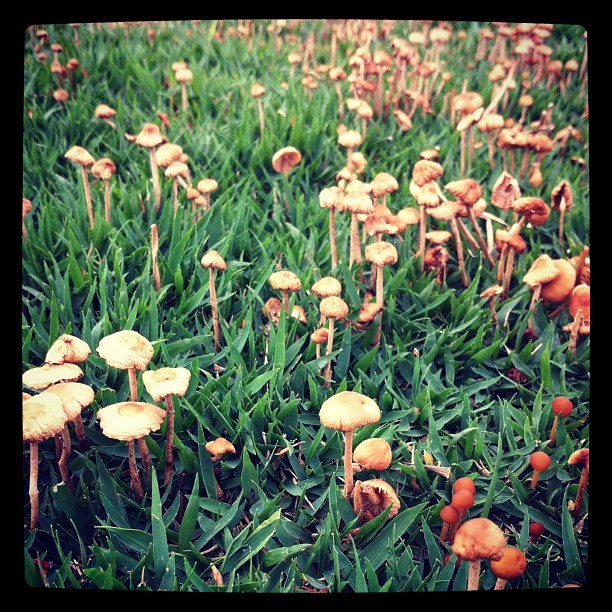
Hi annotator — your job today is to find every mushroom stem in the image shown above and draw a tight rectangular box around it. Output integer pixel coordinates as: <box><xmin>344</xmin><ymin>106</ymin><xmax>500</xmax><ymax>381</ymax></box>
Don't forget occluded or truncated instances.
<box><xmin>373</xmin><ymin>265</ymin><xmax>385</xmax><ymax>346</ymax></box>
<box><xmin>163</xmin><ymin>395</ymin><xmax>175</xmax><ymax>486</ymax></box>
<box><xmin>323</xmin><ymin>318</ymin><xmax>336</xmax><ymax>386</ymax></box>
<box><xmin>29</xmin><ymin>442</ymin><xmax>39</xmax><ymax>530</ymax></box>
<box><xmin>550</xmin><ymin>414</ymin><xmax>560</xmax><ymax>447</ymax></box>
<box><xmin>467</xmin><ymin>559</ymin><xmax>481</xmax><ymax>591</ymax></box>
<box><xmin>181</xmin><ymin>82</ymin><xmax>188</xmax><ymax>113</ymax></box>
<box><xmin>151</xmin><ymin>224</ymin><xmax>161</xmax><ymax>291</ymax></box>
<box><xmin>209</xmin><ymin>268</ymin><xmax>222</xmax><ymax>350</ymax></box>
<box><xmin>460</xmin><ymin>130</ymin><xmax>466</xmax><ymax>177</ymax></box>
<box><xmin>343</xmin><ymin>428</ymin><xmax>355</xmax><ymax>500</ymax></box>
<box><xmin>256</xmin><ymin>98</ymin><xmax>265</xmax><ymax>137</ymax></box>
<box><xmin>149</xmin><ymin>148</ymin><xmax>161</xmax><ymax>213</ymax></box>
<box><xmin>104</xmin><ymin>179</ymin><xmax>112</xmax><ymax>223</ymax></box>
<box><xmin>558</xmin><ymin>199</ymin><xmax>566</xmax><ymax>246</ymax></box>
<box><xmin>418</xmin><ymin>204</ymin><xmax>427</xmax><ymax>269</ymax></box>
<box><xmin>440</xmin><ymin>522</ymin><xmax>452</xmax><ymax>542</ymax></box>
<box><xmin>128</xmin><ymin>367</ymin><xmax>139</xmax><ymax>402</ymax></box>
<box><xmin>334</xmin><ymin>82</ymin><xmax>345</xmax><ymax>120</ymax></box>
<box><xmin>502</xmin><ymin>247</ymin><xmax>516</xmax><ymax>298</ymax></box>
<box><xmin>573</xmin><ymin>466</ymin><xmax>588</xmax><ymax>519</ymax></box>
<box><xmin>450</xmin><ymin>217</ymin><xmax>469</xmax><ymax>288</ymax></box>
<box><xmin>487</xmin><ymin>132</ymin><xmax>495</xmax><ymax>168</ymax></box>
<box><xmin>74</xmin><ymin>413</ymin><xmax>88</xmax><ymax>450</ymax></box>
<box><xmin>530</xmin><ymin>468</ymin><xmax>542</xmax><ymax>489</ymax></box>
<box><xmin>329</xmin><ymin>208</ymin><xmax>339</xmax><ymax>270</ymax></box>
<box><xmin>489</xmin><ymin>296</ymin><xmax>500</xmax><ymax>328</ymax></box>
<box><xmin>281</xmin><ymin>290</ymin><xmax>289</xmax><ymax>314</ymax></box>
<box><xmin>58</xmin><ymin>424</ymin><xmax>75</xmax><ymax>495</ymax></box>
<box><xmin>172</xmin><ymin>177</ymin><xmax>179</xmax><ymax>217</ymax></box>
<box><xmin>137</xmin><ymin>437</ymin><xmax>151</xmax><ymax>482</ymax></box>
<box><xmin>467</xmin><ymin>206</ymin><xmax>495</xmax><ymax>267</ymax></box>
<box><xmin>349</xmin><ymin>213</ymin><xmax>362</xmax><ymax>267</ymax></box>
<box><xmin>457</xmin><ymin>218</ymin><xmax>481</xmax><ymax>252</ymax></box>
<box><xmin>127</xmin><ymin>439</ymin><xmax>145</xmax><ymax>501</ymax></box>
<box><xmin>496</xmin><ymin>244</ymin><xmax>509</xmax><ymax>284</ymax></box>
<box><xmin>568</xmin><ymin>308</ymin><xmax>583</xmax><ymax>356</ymax></box>
<box><xmin>527</xmin><ymin>283</ymin><xmax>542</xmax><ymax>333</ymax></box>
<box><xmin>494</xmin><ymin>578</ymin><xmax>508</xmax><ymax>590</ymax></box>
<box><xmin>80</xmin><ymin>165</ymin><xmax>95</xmax><ymax>230</ymax></box>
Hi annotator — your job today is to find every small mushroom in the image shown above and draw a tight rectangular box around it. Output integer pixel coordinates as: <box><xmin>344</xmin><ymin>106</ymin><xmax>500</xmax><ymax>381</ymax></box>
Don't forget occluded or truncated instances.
<box><xmin>205</xmin><ymin>437</ymin><xmax>236</xmax><ymax>500</ymax></box>
<box><xmin>480</xmin><ymin>285</ymin><xmax>504</xmax><ymax>328</ymax></box>
<box><xmin>343</xmin><ymin>184</ymin><xmax>374</xmax><ymax>267</ymax></box>
<box><xmin>200</xmin><ymin>250</ymin><xmax>227</xmax><ymax>351</ymax></box>
<box><xmin>564</xmin><ymin>284</ymin><xmax>590</xmax><ymax>355</ymax></box>
<box><xmin>452</xmin><ymin>517</ymin><xmax>507</xmax><ymax>591</ymax></box>
<box><xmin>353</xmin><ymin>478</ymin><xmax>400</xmax><ymax>523</ymax></box>
<box><xmin>165</xmin><ymin>162</ymin><xmax>190</xmax><ymax>217</ymax></box>
<box><xmin>311</xmin><ymin>327</ymin><xmax>329</xmax><ymax>363</ymax></box>
<box><xmin>318</xmin><ymin>186</ymin><xmax>346</xmax><ymax>270</ymax></box>
<box><xmin>250</xmin><ymin>83</ymin><xmax>266</xmax><ymax>137</ymax></box>
<box><xmin>319</xmin><ymin>296</ymin><xmax>349</xmax><ymax>386</ymax></box>
<box><xmin>353</xmin><ymin>438</ymin><xmax>392</xmax><ymax>471</ymax></box>
<box><xmin>319</xmin><ymin>390</ymin><xmax>381</xmax><ymax>499</ymax></box>
<box><xmin>268</xmin><ymin>270</ymin><xmax>302</xmax><ymax>315</ymax></box>
<box><xmin>551</xmin><ymin>180</ymin><xmax>573</xmax><ymax>247</ymax></box>
<box><xmin>568</xmin><ymin>448</ymin><xmax>589</xmax><ymax>519</ymax></box>
<box><xmin>549</xmin><ymin>397</ymin><xmax>573</xmax><ymax>447</ymax></box>
<box><xmin>439</xmin><ymin>504</ymin><xmax>460</xmax><ymax>542</ymax></box>
<box><xmin>142</xmin><ymin>367</ymin><xmax>191</xmax><ymax>486</ymax></box>
<box><xmin>135</xmin><ymin>123</ymin><xmax>165</xmax><ymax>213</ymax></box>
<box><xmin>175</xmin><ymin>66</ymin><xmax>194</xmax><ymax>113</ymax></box>
<box><xmin>22</xmin><ymin>363</ymin><xmax>84</xmax><ymax>391</ymax></box>
<box><xmin>94</xmin><ymin>103</ymin><xmax>117</xmax><ymax>129</ymax></box>
<box><xmin>91</xmin><ymin>157</ymin><xmax>116</xmax><ymax>223</ymax></box>
<box><xmin>337</xmin><ymin>130</ymin><xmax>363</xmax><ymax>171</ymax></box>
<box><xmin>23</xmin><ymin>394</ymin><xmax>68</xmax><ymax>529</ymax></box>
<box><xmin>529</xmin><ymin>451</ymin><xmax>551</xmax><ymax>489</ymax></box>
<box><xmin>528</xmin><ymin>521</ymin><xmax>546</xmax><ymax>543</ymax></box>
<box><xmin>196</xmin><ymin>178</ymin><xmax>219</xmax><ymax>216</ymax></box>
<box><xmin>65</xmin><ymin>145</ymin><xmax>96</xmax><ymax>230</ymax></box>
<box><xmin>448</xmin><ymin>488</ymin><xmax>475</xmax><ymax>543</ymax></box>
<box><xmin>490</xmin><ymin>547</ymin><xmax>527</xmax><ymax>590</ymax></box>
<box><xmin>522</xmin><ymin>254</ymin><xmax>560</xmax><ymax>329</ymax></box>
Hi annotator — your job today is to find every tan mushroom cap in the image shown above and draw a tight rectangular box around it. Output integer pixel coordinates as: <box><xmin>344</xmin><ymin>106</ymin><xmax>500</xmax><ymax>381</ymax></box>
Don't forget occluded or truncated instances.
<box><xmin>365</xmin><ymin>241</ymin><xmax>398</xmax><ymax>267</ymax></box>
<box><xmin>205</xmin><ymin>437</ymin><xmax>236</xmax><ymax>461</ymax></box>
<box><xmin>338</xmin><ymin>130</ymin><xmax>363</xmax><ymax>148</ymax></box>
<box><xmin>171</xmin><ymin>61</ymin><xmax>189</xmax><ymax>72</ymax></box>
<box><xmin>419</xmin><ymin>148</ymin><xmax>441</xmax><ymax>161</ymax></box>
<box><xmin>394</xmin><ymin>109</ymin><xmax>413</xmax><ymax>131</ymax></box>
<box><xmin>135</xmin><ymin>123</ymin><xmax>164</xmax><ymax>148</ymax></box>
<box><xmin>155</xmin><ymin>143</ymin><xmax>185</xmax><ymax>167</ymax></box>
<box><xmin>45</xmin><ymin>334</ymin><xmax>91</xmax><ymax>365</ymax></box>
<box><xmin>568</xmin><ymin>448</ymin><xmax>589</xmax><ymax>468</ymax></box>
<box><xmin>395</xmin><ymin>207</ymin><xmax>420</xmax><ymax>227</ymax></box>
<box><xmin>200</xmin><ymin>249</ymin><xmax>227</xmax><ymax>271</ymax></box>
<box><xmin>95</xmin><ymin>104</ymin><xmax>117</xmax><ymax>119</ymax></box>
<box><xmin>346</xmin><ymin>179</ymin><xmax>373</xmax><ymax>195</ymax></box>
<box><xmin>539</xmin><ymin>259</ymin><xmax>577</xmax><ymax>303</ymax></box>
<box><xmin>320</xmin><ymin>296</ymin><xmax>349</xmax><ymax>320</ymax></box>
<box><xmin>175</xmin><ymin>67</ymin><xmax>193</xmax><ymax>83</ymax></box>
<box><xmin>480</xmin><ymin>285</ymin><xmax>504</xmax><ymax>298</ymax></box>
<box><xmin>569</xmin><ymin>284</ymin><xmax>590</xmax><ymax>321</ymax></box>
<box><xmin>42</xmin><ymin>382</ymin><xmax>95</xmax><ymax>421</ymax></box>
<box><xmin>292</xmin><ymin>305</ymin><xmax>308</xmax><ymax>325</ymax></box>
<box><xmin>250</xmin><ymin>83</ymin><xmax>266</xmax><ymax>98</ymax></box>
<box><xmin>23</xmin><ymin>363</ymin><xmax>84</xmax><ymax>390</ymax></box>
<box><xmin>353</xmin><ymin>478</ymin><xmax>400</xmax><ymax>521</ymax></box>
<box><xmin>65</xmin><ymin>145</ymin><xmax>95</xmax><ymax>167</ymax></box>
<box><xmin>91</xmin><ymin>157</ymin><xmax>117</xmax><ymax>180</ymax></box>
<box><xmin>369</xmin><ymin>173</ymin><xmax>399</xmax><ymax>198</ymax></box>
<box><xmin>354</xmin><ymin>438</ymin><xmax>392</xmax><ymax>470</ymax></box>
<box><xmin>344</xmin><ymin>191</ymin><xmax>374</xmax><ymax>215</ymax></box>
<box><xmin>96</xmin><ymin>330</ymin><xmax>154</xmax><ymax>371</ymax></box>
<box><xmin>197</xmin><ymin>178</ymin><xmax>219</xmax><ymax>194</ymax></box>
<box><xmin>426</xmin><ymin>230</ymin><xmax>452</xmax><ymax>244</ymax></box>
<box><xmin>511</xmin><ymin>197</ymin><xmax>550</xmax><ymax>226</ymax></box>
<box><xmin>478</xmin><ymin>113</ymin><xmax>505</xmax><ymax>132</ymax></box>
<box><xmin>490</xmin><ymin>548</ymin><xmax>527</xmax><ymax>581</ymax></box>
<box><xmin>491</xmin><ymin>171</ymin><xmax>521</xmax><ymax>210</ymax></box>
<box><xmin>269</xmin><ymin>270</ymin><xmax>302</xmax><ymax>292</ymax></box>
<box><xmin>452</xmin><ymin>517</ymin><xmax>507</xmax><ymax>562</ymax></box>
<box><xmin>263</xmin><ymin>297</ymin><xmax>282</xmax><ymax>323</ymax></box>
<box><xmin>336</xmin><ymin>166</ymin><xmax>358</xmax><ymax>183</ymax></box>
<box><xmin>522</xmin><ymin>254</ymin><xmax>560</xmax><ymax>288</ymax></box>
<box><xmin>359</xmin><ymin>301</ymin><xmax>384</xmax><ymax>323</ymax></box>
<box><xmin>311</xmin><ymin>277</ymin><xmax>342</xmax><ymax>298</ymax></box>
<box><xmin>23</xmin><ymin>393</ymin><xmax>68</xmax><ymax>443</ymax></box>
<box><xmin>445</xmin><ymin>179</ymin><xmax>482</xmax><ymax>206</ymax></box>
<box><xmin>366</xmin><ymin>217</ymin><xmax>400</xmax><ymax>237</ymax></box>
<box><xmin>319</xmin><ymin>390</ymin><xmax>381</xmax><ymax>432</ymax></box>
<box><xmin>311</xmin><ymin>328</ymin><xmax>329</xmax><ymax>344</ymax></box>
<box><xmin>495</xmin><ymin>229</ymin><xmax>527</xmax><ymax>254</ymax></box>
<box><xmin>453</xmin><ymin>91</ymin><xmax>484</xmax><ymax>114</ymax></box>
<box><xmin>97</xmin><ymin>401</ymin><xmax>166</xmax><ymax>441</ymax></box>
<box><xmin>165</xmin><ymin>161</ymin><xmax>190</xmax><ymax>179</ymax></box>
<box><xmin>551</xmin><ymin>180</ymin><xmax>573</xmax><ymax>212</ymax></box>
<box><xmin>272</xmin><ymin>147</ymin><xmax>302</xmax><ymax>174</ymax></box>
<box><xmin>412</xmin><ymin>160</ymin><xmax>444</xmax><ymax>187</ymax></box>
<box><xmin>142</xmin><ymin>367</ymin><xmax>191</xmax><ymax>402</ymax></box>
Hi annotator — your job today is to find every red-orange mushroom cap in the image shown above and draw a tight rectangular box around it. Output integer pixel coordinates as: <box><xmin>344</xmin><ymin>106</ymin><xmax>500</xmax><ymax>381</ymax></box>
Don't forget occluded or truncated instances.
<box><xmin>551</xmin><ymin>397</ymin><xmax>573</xmax><ymax>418</ymax></box>
<box><xmin>530</xmin><ymin>451</ymin><xmax>551</xmax><ymax>472</ymax></box>
<box><xmin>490</xmin><ymin>547</ymin><xmax>527</xmax><ymax>581</ymax></box>
<box><xmin>451</xmin><ymin>489</ymin><xmax>475</xmax><ymax>511</ymax></box>
<box><xmin>453</xmin><ymin>476</ymin><xmax>476</xmax><ymax>496</ymax></box>
<box><xmin>529</xmin><ymin>522</ymin><xmax>546</xmax><ymax>541</ymax></box>
<box><xmin>440</xmin><ymin>504</ymin><xmax>460</xmax><ymax>525</ymax></box>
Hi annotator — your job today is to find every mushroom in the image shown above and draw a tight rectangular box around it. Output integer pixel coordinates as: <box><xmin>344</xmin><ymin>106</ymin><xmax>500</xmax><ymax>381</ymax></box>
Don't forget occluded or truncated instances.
<box><xmin>564</xmin><ymin>284</ymin><xmax>590</xmax><ymax>355</ymax></box>
<box><xmin>448</xmin><ymin>488</ymin><xmax>475</xmax><ymax>543</ymax></box>
<box><xmin>439</xmin><ymin>504</ymin><xmax>460</xmax><ymax>542</ymax></box>
<box><xmin>528</xmin><ymin>521</ymin><xmax>546</xmax><ymax>543</ymax></box>
<box><xmin>96</xmin><ymin>330</ymin><xmax>155</xmax><ymax>478</ymax></box>
<box><xmin>175</xmin><ymin>66</ymin><xmax>193</xmax><ymax>113</ymax></box>
<box><xmin>151</xmin><ymin>224</ymin><xmax>161</xmax><ymax>291</ymax></box>
<box><xmin>477</xmin><ymin>112</ymin><xmax>505</xmax><ymax>168</ymax></box>
<box><xmin>45</xmin><ymin>333</ymin><xmax>91</xmax><ymax>365</ymax></box>
<box><xmin>353</xmin><ymin>437</ymin><xmax>392</xmax><ymax>471</ymax></box>
<box><xmin>343</xmin><ymin>185</ymin><xmax>374</xmax><ymax>267</ymax></box>
<box><xmin>250</xmin><ymin>83</ymin><xmax>266</xmax><ymax>137</ymax></box>
<box><xmin>496</xmin><ymin>229</ymin><xmax>528</xmax><ymax>299</ymax></box>
<box><xmin>539</xmin><ymin>258</ymin><xmax>577</xmax><ymax>305</ymax></box>
<box><xmin>22</xmin><ymin>362</ymin><xmax>84</xmax><ymax>391</ymax></box>
<box><xmin>165</xmin><ymin>162</ymin><xmax>190</xmax><ymax>217</ymax></box>
<box><xmin>319</xmin><ymin>390</ymin><xmax>382</xmax><ymax>499</ymax></box>
<box><xmin>135</xmin><ymin>123</ymin><xmax>165</xmax><ymax>213</ymax></box>
<box><xmin>491</xmin><ymin>170</ymin><xmax>521</xmax><ymax>212</ymax></box>
<box><xmin>337</xmin><ymin>129</ymin><xmax>363</xmax><ymax>171</ymax></box>
<box><xmin>364</xmin><ymin>241</ymin><xmax>398</xmax><ymax>346</ymax></box>
<box><xmin>22</xmin><ymin>198</ymin><xmax>33</xmax><ymax>243</ymax></box>
<box><xmin>568</xmin><ymin>448</ymin><xmax>589</xmax><ymax>519</ymax></box>
<box><xmin>272</xmin><ymin>147</ymin><xmax>302</xmax><ymax>215</ymax></box>
<box><xmin>196</xmin><ymin>178</ymin><xmax>219</xmax><ymax>216</ymax></box>
<box><xmin>200</xmin><ymin>250</ymin><xmax>227</xmax><ymax>351</ymax></box>
<box><xmin>551</xmin><ymin>180</ymin><xmax>573</xmax><ymax>247</ymax></box>
<box><xmin>94</xmin><ymin>104</ymin><xmax>117</xmax><ymax>129</ymax></box>
<box><xmin>205</xmin><ymin>437</ymin><xmax>236</xmax><ymax>500</ymax></box>
<box><xmin>142</xmin><ymin>367</ymin><xmax>191</xmax><ymax>485</ymax></box>
<box><xmin>549</xmin><ymin>397</ymin><xmax>574</xmax><ymax>447</ymax></box>
<box><xmin>490</xmin><ymin>547</ymin><xmax>527</xmax><ymax>590</ymax></box>
<box><xmin>319</xmin><ymin>296</ymin><xmax>349</xmax><ymax>386</ymax></box>
<box><xmin>65</xmin><ymin>145</ymin><xmax>96</xmax><ymax>230</ymax></box>
<box><xmin>23</xmin><ymin>393</ymin><xmax>67</xmax><ymax>529</ymax></box>
<box><xmin>529</xmin><ymin>451</ymin><xmax>551</xmax><ymax>489</ymax></box>
<box><xmin>311</xmin><ymin>327</ymin><xmax>329</xmax><ymax>364</ymax></box>
<box><xmin>480</xmin><ymin>285</ymin><xmax>504</xmax><ymax>328</ymax></box>
<box><xmin>268</xmin><ymin>270</ymin><xmax>302</xmax><ymax>314</ymax></box>
<box><xmin>318</xmin><ymin>186</ymin><xmax>346</xmax><ymax>270</ymax></box>
<box><xmin>521</xmin><ymin>253</ymin><xmax>560</xmax><ymax>329</ymax></box>
<box><xmin>311</xmin><ymin>276</ymin><xmax>342</xmax><ymax>326</ymax></box>
<box><xmin>97</xmin><ymin>401</ymin><xmax>166</xmax><ymax>500</ymax></box>
<box><xmin>452</xmin><ymin>517</ymin><xmax>507</xmax><ymax>591</ymax></box>
<box><xmin>353</xmin><ymin>478</ymin><xmax>400</xmax><ymax>523</ymax></box>
<box><xmin>329</xmin><ymin>67</ymin><xmax>347</xmax><ymax>119</ymax></box>
<box><xmin>91</xmin><ymin>157</ymin><xmax>116</xmax><ymax>223</ymax></box>
<box><xmin>452</xmin><ymin>91</ymin><xmax>484</xmax><ymax>175</ymax></box>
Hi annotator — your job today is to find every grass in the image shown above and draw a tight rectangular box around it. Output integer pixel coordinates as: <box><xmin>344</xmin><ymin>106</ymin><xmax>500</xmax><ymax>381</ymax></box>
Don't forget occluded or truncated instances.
<box><xmin>22</xmin><ymin>19</ymin><xmax>589</xmax><ymax>592</ymax></box>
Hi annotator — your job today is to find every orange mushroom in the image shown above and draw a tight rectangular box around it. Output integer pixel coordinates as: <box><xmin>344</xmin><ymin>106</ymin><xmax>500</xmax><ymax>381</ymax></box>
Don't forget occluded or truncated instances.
<box><xmin>529</xmin><ymin>451</ymin><xmax>551</xmax><ymax>489</ymax></box>
<box><xmin>549</xmin><ymin>397</ymin><xmax>573</xmax><ymax>447</ymax></box>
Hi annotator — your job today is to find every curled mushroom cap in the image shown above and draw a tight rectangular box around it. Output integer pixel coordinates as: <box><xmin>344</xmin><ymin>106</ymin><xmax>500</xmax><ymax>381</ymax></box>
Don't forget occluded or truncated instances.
<box><xmin>319</xmin><ymin>390</ymin><xmax>381</xmax><ymax>432</ymax></box>
<box><xmin>91</xmin><ymin>158</ymin><xmax>117</xmax><ymax>180</ymax></box>
<box><xmin>96</xmin><ymin>330</ymin><xmax>154</xmax><ymax>371</ymax></box>
<box><xmin>65</xmin><ymin>145</ymin><xmax>95</xmax><ymax>167</ymax></box>
<box><xmin>97</xmin><ymin>401</ymin><xmax>166</xmax><ymax>441</ymax></box>
<box><xmin>394</xmin><ymin>207</ymin><xmax>420</xmax><ymax>229</ymax></box>
<box><xmin>311</xmin><ymin>328</ymin><xmax>329</xmax><ymax>344</ymax></box>
<box><xmin>135</xmin><ymin>123</ymin><xmax>164</xmax><ymax>148</ymax></box>
<box><xmin>491</xmin><ymin>171</ymin><xmax>521</xmax><ymax>210</ymax></box>
<box><xmin>445</xmin><ymin>179</ymin><xmax>482</xmax><ymax>206</ymax></box>
<box><xmin>452</xmin><ymin>517</ymin><xmax>507</xmax><ymax>562</ymax></box>
<box><xmin>365</xmin><ymin>241</ymin><xmax>398</xmax><ymax>267</ymax></box>
<box><xmin>412</xmin><ymin>159</ymin><xmax>444</xmax><ymax>187</ymax></box>
<box><xmin>359</xmin><ymin>301</ymin><xmax>384</xmax><ymax>323</ymax></box>
<box><xmin>353</xmin><ymin>478</ymin><xmax>400</xmax><ymax>521</ymax></box>
<box><xmin>45</xmin><ymin>334</ymin><xmax>91</xmax><ymax>364</ymax></box>
<box><xmin>353</xmin><ymin>438</ymin><xmax>392</xmax><ymax>470</ymax></box>
<box><xmin>200</xmin><ymin>250</ymin><xmax>227</xmax><ymax>271</ymax></box>
<box><xmin>539</xmin><ymin>259</ymin><xmax>577</xmax><ymax>303</ymax></box>
<box><xmin>551</xmin><ymin>180</ymin><xmax>573</xmax><ymax>212</ymax></box>
<box><xmin>95</xmin><ymin>104</ymin><xmax>117</xmax><ymax>119</ymax></box>
<box><xmin>155</xmin><ymin>143</ymin><xmax>184</xmax><ymax>167</ymax></box>
<box><xmin>319</xmin><ymin>296</ymin><xmax>349</xmax><ymax>320</ymax></box>
<box><xmin>568</xmin><ymin>448</ymin><xmax>589</xmax><ymax>469</ymax></box>
<box><xmin>142</xmin><ymin>367</ymin><xmax>191</xmax><ymax>402</ymax></box>
<box><xmin>490</xmin><ymin>548</ymin><xmax>527</xmax><ymax>581</ymax></box>
<box><xmin>415</xmin><ymin>182</ymin><xmax>442</xmax><ymax>208</ymax></box>
<box><xmin>42</xmin><ymin>382</ymin><xmax>95</xmax><ymax>421</ymax></box>
<box><xmin>23</xmin><ymin>363</ymin><xmax>84</xmax><ymax>390</ymax></box>
<box><xmin>263</xmin><ymin>297</ymin><xmax>282</xmax><ymax>324</ymax></box>
<box><xmin>311</xmin><ymin>277</ymin><xmax>342</xmax><ymax>298</ymax></box>
<box><xmin>511</xmin><ymin>197</ymin><xmax>550</xmax><ymax>226</ymax></box>
<box><xmin>23</xmin><ymin>393</ymin><xmax>68</xmax><ymax>443</ymax></box>
<box><xmin>269</xmin><ymin>270</ymin><xmax>302</xmax><ymax>293</ymax></box>
<box><xmin>272</xmin><ymin>146</ymin><xmax>302</xmax><ymax>174</ymax></box>
<box><xmin>522</xmin><ymin>254</ymin><xmax>559</xmax><ymax>288</ymax></box>
<box><xmin>205</xmin><ymin>437</ymin><xmax>236</xmax><ymax>461</ymax></box>
<box><xmin>344</xmin><ymin>191</ymin><xmax>375</xmax><ymax>215</ymax></box>
<box><xmin>197</xmin><ymin>178</ymin><xmax>219</xmax><ymax>194</ymax></box>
